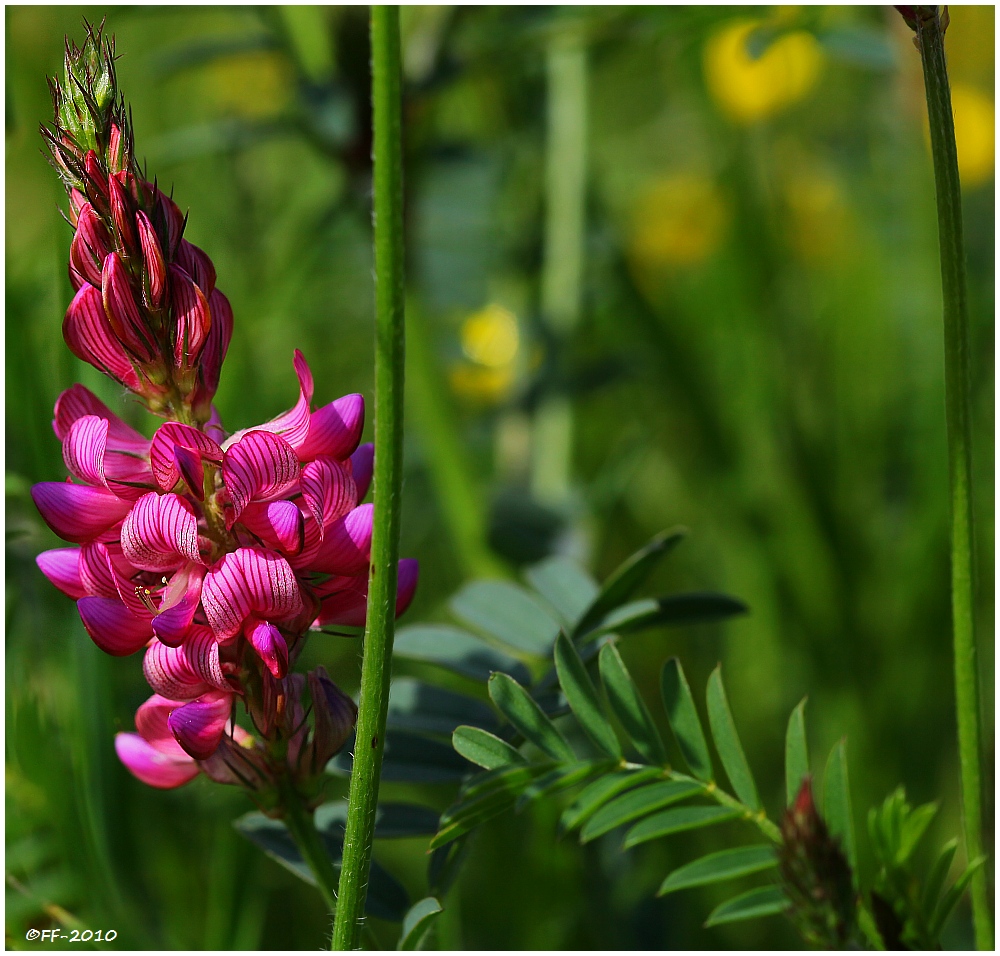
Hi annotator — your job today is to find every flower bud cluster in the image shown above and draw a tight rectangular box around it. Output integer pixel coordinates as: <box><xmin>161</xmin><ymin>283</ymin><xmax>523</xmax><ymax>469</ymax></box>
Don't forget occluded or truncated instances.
<box><xmin>32</xmin><ymin>24</ymin><xmax>419</xmax><ymax>803</ymax></box>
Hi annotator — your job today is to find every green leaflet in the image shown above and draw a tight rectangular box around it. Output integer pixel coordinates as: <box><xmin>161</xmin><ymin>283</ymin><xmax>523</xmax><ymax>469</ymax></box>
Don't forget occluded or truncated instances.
<box><xmin>706</xmin><ymin>666</ymin><xmax>760</xmax><ymax>811</ymax></box>
<box><xmin>397</xmin><ymin>897</ymin><xmax>443</xmax><ymax>950</ymax></box>
<box><xmin>929</xmin><ymin>856</ymin><xmax>986</xmax><ymax>940</ymax></box>
<box><xmin>623</xmin><ymin>805</ymin><xmax>740</xmax><ymax>849</ymax></box>
<box><xmin>388</xmin><ymin>678</ymin><xmax>499</xmax><ymax>738</ymax></box>
<box><xmin>457</xmin><ymin>763</ymin><xmax>551</xmax><ymax>803</ymax></box>
<box><xmin>660</xmin><ymin>658</ymin><xmax>712</xmax><ymax>780</ymax></box>
<box><xmin>559</xmin><ymin>767</ymin><xmax>665</xmax><ymax>835</ymax></box>
<box><xmin>823</xmin><ymin>739</ymin><xmax>857</xmax><ymax>871</ymax></box>
<box><xmin>580</xmin><ymin>779</ymin><xmax>702</xmax><ymax>843</ymax></box>
<box><xmin>452</xmin><ymin>726</ymin><xmax>525</xmax><ymax>770</ymax></box>
<box><xmin>784</xmin><ymin>697</ymin><xmax>809</xmax><ymax>807</ymax></box>
<box><xmin>574</xmin><ymin>528</ymin><xmax>686</xmax><ymax>637</ymax></box>
<box><xmin>599</xmin><ymin>643</ymin><xmax>667</xmax><ymax>765</ymax></box>
<box><xmin>554</xmin><ymin>633</ymin><xmax>621</xmax><ymax>758</ymax></box>
<box><xmin>657</xmin><ymin>845</ymin><xmax>777</xmax><ymax>896</ymax></box>
<box><xmin>515</xmin><ymin>762</ymin><xmax>609</xmax><ymax>813</ymax></box>
<box><xmin>704</xmin><ymin>885</ymin><xmax>790</xmax><ymax>927</ymax></box>
<box><xmin>921</xmin><ymin>838</ymin><xmax>958</xmax><ymax>917</ymax></box>
<box><xmin>451</xmin><ymin>580</ymin><xmax>561</xmax><ymax>656</ymax></box>
<box><xmin>582</xmin><ymin>593</ymin><xmax>747</xmax><ymax>642</ymax></box>
<box><xmin>393</xmin><ymin>625</ymin><xmax>530</xmax><ymax>684</ymax></box>
<box><xmin>524</xmin><ymin>556</ymin><xmax>599</xmax><ymax>630</ymax></box>
<box><xmin>488</xmin><ymin>673</ymin><xmax>575</xmax><ymax>762</ymax></box>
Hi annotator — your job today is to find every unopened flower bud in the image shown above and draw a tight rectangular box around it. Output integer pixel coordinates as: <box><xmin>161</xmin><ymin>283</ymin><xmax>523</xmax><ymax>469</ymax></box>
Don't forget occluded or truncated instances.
<box><xmin>177</xmin><ymin>239</ymin><xmax>217</xmax><ymax>296</ymax></box>
<box><xmin>136</xmin><ymin>212</ymin><xmax>166</xmax><ymax>309</ymax></box>
<box><xmin>69</xmin><ymin>203</ymin><xmax>113</xmax><ymax>288</ymax></box>
<box><xmin>83</xmin><ymin>150</ymin><xmax>109</xmax><ymax>213</ymax></box>
<box><xmin>307</xmin><ymin>666</ymin><xmax>357</xmax><ymax>771</ymax></box>
<box><xmin>102</xmin><ymin>251</ymin><xmax>158</xmax><ymax>363</ymax></box>
<box><xmin>170</xmin><ymin>265</ymin><xmax>212</xmax><ymax>370</ymax></box>
<box><xmin>108</xmin><ymin>170</ymin><xmax>137</xmax><ymax>255</ymax></box>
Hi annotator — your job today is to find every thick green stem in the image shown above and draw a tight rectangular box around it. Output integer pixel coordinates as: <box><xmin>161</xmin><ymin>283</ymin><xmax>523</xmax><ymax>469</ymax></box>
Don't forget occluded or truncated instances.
<box><xmin>280</xmin><ymin>776</ymin><xmax>340</xmax><ymax>918</ymax></box>
<box><xmin>332</xmin><ymin>6</ymin><xmax>406</xmax><ymax>949</ymax></box>
<box><xmin>914</xmin><ymin>9</ymin><xmax>991</xmax><ymax>949</ymax></box>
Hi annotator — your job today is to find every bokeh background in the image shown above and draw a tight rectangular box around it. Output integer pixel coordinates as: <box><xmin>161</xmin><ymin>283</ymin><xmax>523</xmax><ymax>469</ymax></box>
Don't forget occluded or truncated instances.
<box><xmin>6</xmin><ymin>5</ymin><xmax>994</xmax><ymax>950</ymax></box>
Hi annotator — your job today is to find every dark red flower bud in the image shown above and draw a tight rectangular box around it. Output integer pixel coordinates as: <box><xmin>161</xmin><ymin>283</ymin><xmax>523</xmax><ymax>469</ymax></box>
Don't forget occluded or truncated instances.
<box><xmin>170</xmin><ymin>265</ymin><xmax>212</xmax><ymax>369</ymax></box>
<box><xmin>63</xmin><ymin>283</ymin><xmax>140</xmax><ymax>390</ymax></box>
<box><xmin>107</xmin><ymin>170</ymin><xmax>137</xmax><ymax>254</ymax></box>
<box><xmin>177</xmin><ymin>239</ymin><xmax>216</xmax><ymax>295</ymax></box>
<box><xmin>191</xmin><ymin>288</ymin><xmax>234</xmax><ymax>413</ymax></box>
<box><xmin>136</xmin><ymin>212</ymin><xmax>166</xmax><ymax>310</ymax></box>
<box><xmin>83</xmin><ymin>150</ymin><xmax>109</xmax><ymax>213</ymax></box>
<box><xmin>69</xmin><ymin>202</ymin><xmax>113</xmax><ymax>288</ymax></box>
<box><xmin>68</xmin><ymin>188</ymin><xmax>87</xmax><ymax>227</ymax></box>
<box><xmin>108</xmin><ymin>122</ymin><xmax>127</xmax><ymax>175</ymax></box>
<box><xmin>306</xmin><ymin>666</ymin><xmax>357</xmax><ymax>772</ymax></box>
<box><xmin>153</xmin><ymin>189</ymin><xmax>185</xmax><ymax>260</ymax></box>
<box><xmin>102</xmin><ymin>251</ymin><xmax>157</xmax><ymax>363</ymax></box>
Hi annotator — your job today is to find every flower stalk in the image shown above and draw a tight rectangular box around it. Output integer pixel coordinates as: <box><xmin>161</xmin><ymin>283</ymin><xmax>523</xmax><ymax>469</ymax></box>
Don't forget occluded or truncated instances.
<box><xmin>278</xmin><ymin>774</ymin><xmax>341</xmax><ymax>916</ymax></box>
<box><xmin>908</xmin><ymin>7</ymin><xmax>991</xmax><ymax>949</ymax></box>
<box><xmin>332</xmin><ymin>6</ymin><xmax>406</xmax><ymax>950</ymax></box>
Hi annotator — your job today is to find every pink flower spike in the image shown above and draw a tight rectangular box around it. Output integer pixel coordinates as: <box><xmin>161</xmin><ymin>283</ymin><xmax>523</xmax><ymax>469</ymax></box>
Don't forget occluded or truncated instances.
<box><xmin>296</xmin><ymin>393</ymin><xmax>365</xmax><ymax>463</ymax></box>
<box><xmin>31</xmin><ymin>482</ymin><xmax>131</xmax><ymax>544</ymax></box>
<box><xmin>168</xmin><ymin>689</ymin><xmax>232</xmax><ymax>760</ymax></box>
<box><xmin>69</xmin><ymin>203</ymin><xmax>112</xmax><ymax>288</ymax></box>
<box><xmin>304</xmin><ymin>503</ymin><xmax>373</xmax><ymax>575</ymax></box>
<box><xmin>246</xmin><ymin>618</ymin><xmax>289</xmax><ymax>679</ymax></box>
<box><xmin>115</xmin><ymin>733</ymin><xmax>199</xmax><ymax>789</ymax></box>
<box><xmin>350</xmin><ymin>443</ymin><xmax>374</xmax><ymax>500</ymax></box>
<box><xmin>176</xmin><ymin>240</ymin><xmax>217</xmax><ymax>296</ymax></box>
<box><xmin>63</xmin><ymin>284</ymin><xmax>140</xmax><ymax>390</ymax></box>
<box><xmin>150</xmin><ymin>422</ymin><xmax>222</xmax><ymax>494</ymax></box>
<box><xmin>152</xmin><ymin>564</ymin><xmax>206</xmax><ymax>646</ymax></box>
<box><xmin>77</xmin><ymin>595</ymin><xmax>154</xmax><ymax>655</ymax></box>
<box><xmin>121</xmin><ymin>492</ymin><xmax>203</xmax><ymax>572</ymax></box>
<box><xmin>53</xmin><ymin>384</ymin><xmax>149</xmax><ymax>453</ymax></box>
<box><xmin>222</xmin><ymin>431</ymin><xmax>300</xmax><ymax>527</ymax></box>
<box><xmin>301</xmin><ymin>457</ymin><xmax>357</xmax><ymax>536</ymax></box>
<box><xmin>170</xmin><ymin>265</ymin><xmax>212</xmax><ymax>369</ymax></box>
<box><xmin>136</xmin><ymin>211</ymin><xmax>166</xmax><ymax>310</ymax></box>
<box><xmin>102</xmin><ymin>252</ymin><xmax>157</xmax><ymax>363</ymax></box>
<box><xmin>202</xmin><ymin>547</ymin><xmax>303</xmax><ymax>641</ymax></box>
<box><xmin>36</xmin><ymin>548</ymin><xmax>87</xmax><ymax>599</ymax></box>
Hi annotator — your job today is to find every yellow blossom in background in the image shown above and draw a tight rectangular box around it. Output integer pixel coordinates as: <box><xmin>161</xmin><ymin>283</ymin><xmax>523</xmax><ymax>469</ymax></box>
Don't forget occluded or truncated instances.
<box><xmin>704</xmin><ymin>20</ymin><xmax>823</xmax><ymax>124</ymax></box>
<box><xmin>450</xmin><ymin>304</ymin><xmax>520</xmax><ymax>404</ymax></box>
<box><xmin>950</xmin><ymin>83</ymin><xmax>995</xmax><ymax>188</ymax></box>
<box><xmin>203</xmin><ymin>51</ymin><xmax>293</xmax><ymax>119</ymax></box>
<box><xmin>628</xmin><ymin>172</ymin><xmax>729</xmax><ymax>279</ymax></box>
<box><xmin>784</xmin><ymin>168</ymin><xmax>850</xmax><ymax>262</ymax></box>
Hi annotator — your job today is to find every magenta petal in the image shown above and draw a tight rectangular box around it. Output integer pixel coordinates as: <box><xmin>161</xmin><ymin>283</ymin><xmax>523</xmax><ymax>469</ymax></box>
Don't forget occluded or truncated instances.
<box><xmin>168</xmin><ymin>690</ymin><xmax>232</xmax><ymax>760</ymax></box>
<box><xmin>31</xmin><ymin>482</ymin><xmax>131</xmax><ymax>544</ymax></box>
<box><xmin>315</xmin><ymin>579</ymin><xmax>368</xmax><ymax>628</ymax></box>
<box><xmin>135</xmin><ymin>694</ymin><xmax>189</xmax><ymax>756</ymax></box>
<box><xmin>53</xmin><ymin>384</ymin><xmax>148</xmax><ymax>453</ymax></box>
<box><xmin>396</xmin><ymin>558</ymin><xmax>420</xmax><ymax>617</ymax></box>
<box><xmin>78</xmin><ymin>541</ymin><xmax>120</xmax><ymax>598</ymax></box>
<box><xmin>150</xmin><ymin>423</ymin><xmax>222</xmax><ymax>493</ymax></box>
<box><xmin>36</xmin><ymin>548</ymin><xmax>86</xmax><ymax>599</ymax></box>
<box><xmin>63</xmin><ymin>284</ymin><xmax>140</xmax><ymax>390</ymax></box>
<box><xmin>246</xmin><ymin>618</ymin><xmax>289</xmax><ymax>679</ymax></box>
<box><xmin>78</xmin><ymin>596</ymin><xmax>153</xmax><ymax>655</ymax></box>
<box><xmin>176</xmin><ymin>239</ymin><xmax>217</xmax><ymax>296</ymax></box>
<box><xmin>301</xmin><ymin>457</ymin><xmax>356</xmax><ymax>535</ymax></box>
<box><xmin>350</xmin><ymin>443</ymin><xmax>374</xmax><ymax>501</ymax></box>
<box><xmin>115</xmin><ymin>733</ymin><xmax>199</xmax><ymax>789</ymax></box>
<box><xmin>152</xmin><ymin>564</ymin><xmax>205</xmax><ymax>646</ymax></box>
<box><xmin>222</xmin><ymin>431</ymin><xmax>300</xmax><ymax>526</ymax></box>
<box><xmin>63</xmin><ymin>414</ymin><xmax>110</xmax><ymax>489</ymax></box>
<box><xmin>202</xmin><ymin>547</ymin><xmax>303</xmax><ymax>641</ymax></box>
<box><xmin>297</xmin><ymin>394</ymin><xmax>365</xmax><ymax>463</ymax></box>
<box><xmin>121</xmin><ymin>492</ymin><xmax>203</xmax><ymax>571</ymax></box>
<box><xmin>143</xmin><ymin>627</ymin><xmax>227</xmax><ymax>700</ymax></box>
<box><xmin>265</xmin><ymin>500</ymin><xmax>305</xmax><ymax>554</ymax></box>
<box><xmin>307</xmin><ymin>503</ymin><xmax>373</xmax><ymax>575</ymax></box>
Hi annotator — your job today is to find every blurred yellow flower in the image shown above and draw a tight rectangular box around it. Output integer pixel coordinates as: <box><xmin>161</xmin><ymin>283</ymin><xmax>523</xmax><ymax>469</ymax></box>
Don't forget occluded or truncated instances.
<box><xmin>628</xmin><ymin>173</ymin><xmax>728</xmax><ymax>273</ymax></box>
<box><xmin>450</xmin><ymin>304</ymin><xmax>521</xmax><ymax>404</ymax></box>
<box><xmin>784</xmin><ymin>169</ymin><xmax>849</xmax><ymax>262</ymax></box>
<box><xmin>950</xmin><ymin>83</ymin><xmax>994</xmax><ymax>188</ymax></box>
<box><xmin>704</xmin><ymin>20</ymin><xmax>823</xmax><ymax>124</ymax></box>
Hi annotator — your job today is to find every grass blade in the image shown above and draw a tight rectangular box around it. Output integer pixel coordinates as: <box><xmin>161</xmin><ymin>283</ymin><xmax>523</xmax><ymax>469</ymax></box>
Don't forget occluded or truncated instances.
<box><xmin>660</xmin><ymin>658</ymin><xmax>712</xmax><ymax>780</ymax></box>
<box><xmin>452</xmin><ymin>726</ymin><xmax>525</xmax><ymax>770</ymax></box>
<box><xmin>706</xmin><ymin>666</ymin><xmax>760</xmax><ymax>810</ymax></box>
<box><xmin>704</xmin><ymin>885</ymin><xmax>790</xmax><ymax>927</ymax></box>
<box><xmin>488</xmin><ymin>673</ymin><xmax>575</xmax><ymax>763</ymax></box>
<box><xmin>657</xmin><ymin>845</ymin><xmax>777</xmax><ymax>896</ymax></box>
<box><xmin>599</xmin><ymin>642</ymin><xmax>667</xmax><ymax>765</ymax></box>
<box><xmin>624</xmin><ymin>805</ymin><xmax>740</xmax><ymax>849</ymax></box>
<box><xmin>580</xmin><ymin>780</ymin><xmax>701</xmax><ymax>843</ymax></box>
<box><xmin>554</xmin><ymin>633</ymin><xmax>621</xmax><ymax>758</ymax></box>
<box><xmin>785</xmin><ymin>697</ymin><xmax>809</xmax><ymax>807</ymax></box>
<box><xmin>823</xmin><ymin>738</ymin><xmax>857</xmax><ymax>871</ymax></box>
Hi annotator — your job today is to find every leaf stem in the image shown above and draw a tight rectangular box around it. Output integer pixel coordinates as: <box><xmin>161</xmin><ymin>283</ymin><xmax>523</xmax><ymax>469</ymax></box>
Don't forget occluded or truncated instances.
<box><xmin>332</xmin><ymin>5</ymin><xmax>406</xmax><ymax>950</ymax></box>
<box><xmin>669</xmin><ymin>769</ymin><xmax>782</xmax><ymax>843</ymax></box>
<box><xmin>914</xmin><ymin>9</ymin><xmax>991</xmax><ymax>949</ymax></box>
<box><xmin>279</xmin><ymin>776</ymin><xmax>340</xmax><ymax>917</ymax></box>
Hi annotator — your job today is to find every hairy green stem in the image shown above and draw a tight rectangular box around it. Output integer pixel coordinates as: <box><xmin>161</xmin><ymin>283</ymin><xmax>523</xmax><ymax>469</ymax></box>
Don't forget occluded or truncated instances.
<box><xmin>914</xmin><ymin>9</ymin><xmax>991</xmax><ymax>949</ymax></box>
<box><xmin>332</xmin><ymin>6</ymin><xmax>406</xmax><ymax>949</ymax></box>
<box><xmin>280</xmin><ymin>776</ymin><xmax>340</xmax><ymax>918</ymax></box>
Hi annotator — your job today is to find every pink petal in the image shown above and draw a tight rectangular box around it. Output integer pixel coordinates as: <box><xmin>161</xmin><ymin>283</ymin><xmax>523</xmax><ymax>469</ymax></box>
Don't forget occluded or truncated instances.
<box><xmin>239</xmin><ymin>500</ymin><xmax>305</xmax><ymax>555</ymax></box>
<box><xmin>63</xmin><ymin>284</ymin><xmax>140</xmax><ymax>390</ymax></box>
<box><xmin>77</xmin><ymin>596</ymin><xmax>153</xmax><ymax>655</ymax></box>
<box><xmin>314</xmin><ymin>558</ymin><xmax>418</xmax><ymax>628</ymax></box>
<box><xmin>115</xmin><ymin>733</ymin><xmax>199</xmax><ymax>789</ymax></box>
<box><xmin>62</xmin><ymin>414</ymin><xmax>110</xmax><ymax>488</ymax></box>
<box><xmin>36</xmin><ymin>548</ymin><xmax>86</xmax><ymax>599</ymax></box>
<box><xmin>135</xmin><ymin>694</ymin><xmax>189</xmax><ymax>757</ymax></box>
<box><xmin>396</xmin><ymin>558</ymin><xmax>420</xmax><ymax>616</ymax></box>
<box><xmin>143</xmin><ymin>627</ymin><xmax>227</xmax><ymax>700</ymax></box>
<box><xmin>202</xmin><ymin>547</ymin><xmax>303</xmax><ymax>641</ymax></box>
<box><xmin>53</xmin><ymin>383</ymin><xmax>149</xmax><ymax>453</ymax></box>
<box><xmin>296</xmin><ymin>393</ymin><xmax>365</xmax><ymax>462</ymax></box>
<box><xmin>222</xmin><ymin>431</ymin><xmax>300</xmax><ymax>526</ymax></box>
<box><xmin>78</xmin><ymin>542</ymin><xmax>120</xmax><ymax>598</ymax></box>
<box><xmin>350</xmin><ymin>443</ymin><xmax>374</xmax><ymax>501</ymax></box>
<box><xmin>150</xmin><ymin>422</ymin><xmax>223</xmax><ymax>493</ymax></box>
<box><xmin>303</xmin><ymin>502</ymin><xmax>373</xmax><ymax>575</ymax></box>
<box><xmin>168</xmin><ymin>690</ymin><xmax>232</xmax><ymax>760</ymax></box>
<box><xmin>246</xmin><ymin>618</ymin><xmax>289</xmax><ymax>678</ymax></box>
<box><xmin>121</xmin><ymin>492</ymin><xmax>203</xmax><ymax>571</ymax></box>
<box><xmin>301</xmin><ymin>456</ymin><xmax>357</xmax><ymax>535</ymax></box>
<box><xmin>151</xmin><ymin>564</ymin><xmax>206</xmax><ymax>646</ymax></box>
<box><xmin>170</xmin><ymin>264</ymin><xmax>212</xmax><ymax>369</ymax></box>
<box><xmin>31</xmin><ymin>481</ymin><xmax>131</xmax><ymax>544</ymax></box>
<box><xmin>69</xmin><ymin>203</ymin><xmax>112</xmax><ymax>288</ymax></box>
